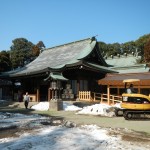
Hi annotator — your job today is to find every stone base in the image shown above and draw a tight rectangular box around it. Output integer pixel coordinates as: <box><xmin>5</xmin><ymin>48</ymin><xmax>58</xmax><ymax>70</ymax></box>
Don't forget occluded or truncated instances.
<box><xmin>49</xmin><ymin>100</ymin><xmax>63</xmax><ymax>111</ymax></box>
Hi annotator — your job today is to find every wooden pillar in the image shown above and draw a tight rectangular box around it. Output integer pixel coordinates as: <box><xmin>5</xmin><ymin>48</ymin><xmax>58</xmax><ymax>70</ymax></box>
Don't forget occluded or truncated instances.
<box><xmin>100</xmin><ymin>94</ymin><xmax>103</xmax><ymax>103</ymax></box>
<box><xmin>48</xmin><ymin>81</ymin><xmax>51</xmax><ymax>101</ymax></box>
<box><xmin>48</xmin><ymin>88</ymin><xmax>50</xmax><ymax>101</ymax></box>
<box><xmin>36</xmin><ymin>88</ymin><xmax>39</xmax><ymax>102</ymax></box>
<box><xmin>77</xmin><ymin>79</ymin><xmax>80</xmax><ymax>99</ymax></box>
<box><xmin>107</xmin><ymin>85</ymin><xmax>110</xmax><ymax>105</ymax></box>
<box><xmin>12</xmin><ymin>80</ymin><xmax>15</xmax><ymax>101</ymax></box>
<box><xmin>138</xmin><ymin>84</ymin><xmax>140</xmax><ymax>93</ymax></box>
<box><xmin>94</xmin><ymin>92</ymin><xmax>95</xmax><ymax>101</ymax></box>
<box><xmin>139</xmin><ymin>87</ymin><xmax>141</xmax><ymax>93</ymax></box>
<box><xmin>117</xmin><ymin>87</ymin><xmax>120</xmax><ymax>95</ymax></box>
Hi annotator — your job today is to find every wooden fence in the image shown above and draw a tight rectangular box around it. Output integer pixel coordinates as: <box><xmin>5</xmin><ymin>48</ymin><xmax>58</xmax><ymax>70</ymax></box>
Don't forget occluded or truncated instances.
<box><xmin>79</xmin><ymin>91</ymin><xmax>122</xmax><ymax>104</ymax></box>
<box><xmin>79</xmin><ymin>91</ymin><xmax>92</xmax><ymax>101</ymax></box>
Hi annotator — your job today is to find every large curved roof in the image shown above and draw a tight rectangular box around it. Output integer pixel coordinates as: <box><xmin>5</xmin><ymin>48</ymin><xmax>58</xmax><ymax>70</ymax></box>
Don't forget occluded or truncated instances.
<box><xmin>1</xmin><ymin>37</ymin><xmax>116</xmax><ymax>78</ymax></box>
<box><xmin>2</xmin><ymin>38</ymin><xmax>96</xmax><ymax>76</ymax></box>
<box><xmin>27</xmin><ymin>38</ymin><xmax>96</xmax><ymax>71</ymax></box>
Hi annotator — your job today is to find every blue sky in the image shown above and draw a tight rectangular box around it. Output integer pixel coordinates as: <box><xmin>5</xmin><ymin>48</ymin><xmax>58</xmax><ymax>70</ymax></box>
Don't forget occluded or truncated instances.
<box><xmin>0</xmin><ymin>0</ymin><xmax>150</xmax><ymax>50</ymax></box>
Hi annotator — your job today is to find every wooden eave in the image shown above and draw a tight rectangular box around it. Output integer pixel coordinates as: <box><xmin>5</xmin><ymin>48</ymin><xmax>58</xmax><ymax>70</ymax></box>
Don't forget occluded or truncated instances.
<box><xmin>98</xmin><ymin>72</ymin><xmax>150</xmax><ymax>86</ymax></box>
<box><xmin>0</xmin><ymin>68</ymin><xmax>50</xmax><ymax>79</ymax></box>
<box><xmin>60</xmin><ymin>60</ymin><xmax>117</xmax><ymax>73</ymax></box>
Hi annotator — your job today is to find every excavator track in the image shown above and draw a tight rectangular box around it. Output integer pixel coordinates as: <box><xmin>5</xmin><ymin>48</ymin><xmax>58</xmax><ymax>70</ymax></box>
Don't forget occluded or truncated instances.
<box><xmin>115</xmin><ymin>108</ymin><xmax>124</xmax><ymax>116</ymax></box>
<box><xmin>123</xmin><ymin>110</ymin><xmax>150</xmax><ymax>120</ymax></box>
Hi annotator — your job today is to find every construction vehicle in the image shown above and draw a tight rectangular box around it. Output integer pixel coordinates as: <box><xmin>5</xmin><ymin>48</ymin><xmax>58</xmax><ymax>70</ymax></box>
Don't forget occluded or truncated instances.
<box><xmin>115</xmin><ymin>79</ymin><xmax>150</xmax><ymax>120</ymax></box>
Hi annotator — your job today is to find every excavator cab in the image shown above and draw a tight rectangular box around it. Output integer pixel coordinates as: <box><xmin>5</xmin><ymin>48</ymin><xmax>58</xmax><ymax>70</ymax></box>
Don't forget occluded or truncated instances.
<box><xmin>118</xmin><ymin>79</ymin><xmax>150</xmax><ymax>120</ymax></box>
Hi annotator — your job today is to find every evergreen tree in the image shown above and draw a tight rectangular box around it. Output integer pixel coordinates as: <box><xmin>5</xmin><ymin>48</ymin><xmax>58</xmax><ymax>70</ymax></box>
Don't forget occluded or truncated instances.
<box><xmin>0</xmin><ymin>51</ymin><xmax>11</xmax><ymax>72</ymax></box>
<box><xmin>10</xmin><ymin>38</ymin><xmax>34</xmax><ymax>69</ymax></box>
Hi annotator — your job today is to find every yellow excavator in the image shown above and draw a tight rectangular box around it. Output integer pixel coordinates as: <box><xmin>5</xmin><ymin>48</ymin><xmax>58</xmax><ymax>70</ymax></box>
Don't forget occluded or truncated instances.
<box><xmin>116</xmin><ymin>79</ymin><xmax>150</xmax><ymax>120</ymax></box>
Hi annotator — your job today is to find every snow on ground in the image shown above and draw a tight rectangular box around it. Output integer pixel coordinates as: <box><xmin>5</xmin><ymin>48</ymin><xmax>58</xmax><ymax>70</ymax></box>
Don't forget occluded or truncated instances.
<box><xmin>0</xmin><ymin>124</ymin><xmax>114</xmax><ymax>150</ymax></box>
<box><xmin>30</xmin><ymin>101</ymin><xmax>83</xmax><ymax>111</ymax></box>
<box><xmin>0</xmin><ymin>112</ymin><xmax>49</xmax><ymax>129</ymax></box>
<box><xmin>31</xmin><ymin>101</ymin><xmax>119</xmax><ymax>117</ymax></box>
<box><xmin>0</xmin><ymin>99</ymin><xmax>119</xmax><ymax>117</ymax></box>
<box><xmin>0</xmin><ymin>100</ymin><xmax>6</xmax><ymax>102</ymax></box>
<box><xmin>76</xmin><ymin>104</ymin><xmax>115</xmax><ymax>117</ymax></box>
<box><xmin>63</xmin><ymin>102</ymin><xmax>82</xmax><ymax>111</ymax></box>
<box><xmin>0</xmin><ymin>101</ymin><xmax>150</xmax><ymax>150</ymax></box>
<box><xmin>31</xmin><ymin>102</ymin><xmax>49</xmax><ymax>111</ymax></box>
<box><xmin>0</xmin><ymin>112</ymin><xmax>149</xmax><ymax>150</ymax></box>
<box><xmin>30</xmin><ymin>101</ymin><xmax>82</xmax><ymax>111</ymax></box>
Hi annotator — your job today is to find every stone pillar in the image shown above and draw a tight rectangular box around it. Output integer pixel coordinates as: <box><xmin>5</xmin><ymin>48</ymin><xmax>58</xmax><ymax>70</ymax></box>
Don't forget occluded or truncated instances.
<box><xmin>49</xmin><ymin>100</ymin><xmax>63</xmax><ymax>111</ymax></box>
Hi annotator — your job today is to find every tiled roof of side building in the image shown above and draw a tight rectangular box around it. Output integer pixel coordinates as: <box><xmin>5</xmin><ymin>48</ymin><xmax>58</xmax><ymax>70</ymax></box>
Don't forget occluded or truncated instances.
<box><xmin>105</xmin><ymin>54</ymin><xmax>141</xmax><ymax>67</ymax></box>
<box><xmin>104</xmin><ymin>54</ymin><xmax>150</xmax><ymax>73</ymax></box>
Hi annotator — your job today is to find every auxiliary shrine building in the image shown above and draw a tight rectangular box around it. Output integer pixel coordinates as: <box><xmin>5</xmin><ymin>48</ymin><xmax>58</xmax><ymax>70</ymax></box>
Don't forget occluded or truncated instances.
<box><xmin>98</xmin><ymin>50</ymin><xmax>150</xmax><ymax>104</ymax></box>
<box><xmin>0</xmin><ymin>37</ymin><xmax>117</xmax><ymax>101</ymax></box>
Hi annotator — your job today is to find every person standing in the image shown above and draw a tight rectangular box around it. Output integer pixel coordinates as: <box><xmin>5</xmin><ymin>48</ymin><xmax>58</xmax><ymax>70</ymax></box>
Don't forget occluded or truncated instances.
<box><xmin>127</xmin><ymin>84</ymin><xmax>136</xmax><ymax>94</ymax></box>
<box><xmin>23</xmin><ymin>92</ymin><xmax>30</xmax><ymax>109</ymax></box>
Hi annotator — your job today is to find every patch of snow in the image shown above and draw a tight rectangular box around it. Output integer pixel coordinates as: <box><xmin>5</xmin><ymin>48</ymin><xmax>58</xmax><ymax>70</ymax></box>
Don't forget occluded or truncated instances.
<box><xmin>0</xmin><ymin>100</ymin><xmax>7</xmax><ymax>102</ymax></box>
<box><xmin>31</xmin><ymin>102</ymin><xmax>49</xmax><ymax>111</ymax></box>
<box><xmin>30</xmin><ymin>102</ymin><xmax>116</xmax><ymax>117</ymax></box>
<box><xmin>76</xmin><ymin>104</ymin><xmax>115</xmax><ymax>117</ymax></box>
<box><xmin>31</xmin><ymin>101</ymin><xmax>82</xmax><ymax>112</ymax></box>
<box><xmin>0</xmin><ymin>112</ymin><xmax>48</xmax><ymax>129</ymax></box>
<box><xmin>0</xmin><ymin>125</ymin><xmax>116</xmax><ymax>150</ymax></box>
<box><xmin>114</xmin><ymin>102</ymin><xmax>122</xmax><ymax>108</ymax></box>
<box><xmin>63</xmin><ymin>102</ymin><xmax>82</xmax><ymax>111</ymax></box>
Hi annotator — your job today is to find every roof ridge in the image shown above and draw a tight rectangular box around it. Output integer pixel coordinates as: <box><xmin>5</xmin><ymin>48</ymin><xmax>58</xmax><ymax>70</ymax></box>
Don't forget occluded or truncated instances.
<box><xmin>111</xmin><ymin>64</ymin><xmax>146</xmax><ymax>68</ymax></box>
<box><xmin>107</xmin><ymin>72</ymin><xmax>150</xmax><ymax>76</ymax></box>
<box><xmin>45</xmin><ymin>37</ymin><xmax>96</xmax><ymax>51</ymax></box>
